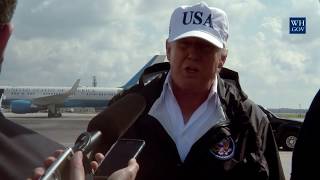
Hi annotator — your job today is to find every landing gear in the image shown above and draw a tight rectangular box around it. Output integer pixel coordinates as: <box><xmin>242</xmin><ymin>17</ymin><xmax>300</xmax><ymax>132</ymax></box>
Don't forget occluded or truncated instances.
<box><xmin>48</xmin><ymin>111</ymin><xmax>62</xmax><ymax>117</ymax></box>
<box><xmin>48</xmin><ymin>104</ymin><xmax>62</xmax><ymax>118</ymax></box>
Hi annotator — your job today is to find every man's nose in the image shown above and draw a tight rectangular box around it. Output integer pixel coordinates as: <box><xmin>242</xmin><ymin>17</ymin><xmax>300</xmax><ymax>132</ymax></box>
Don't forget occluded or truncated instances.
<box><xmin>186</xmin><ymin>43</ymin><xmax>201</xmax><ymax>60</ymax></box>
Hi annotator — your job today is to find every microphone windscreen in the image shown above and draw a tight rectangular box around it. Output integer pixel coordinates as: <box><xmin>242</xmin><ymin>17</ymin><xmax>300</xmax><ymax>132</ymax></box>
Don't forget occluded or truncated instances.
<box><xmin>87</xmin><ymin>93</ymin><xmax>146</xmax><ymax>147</ymax></box>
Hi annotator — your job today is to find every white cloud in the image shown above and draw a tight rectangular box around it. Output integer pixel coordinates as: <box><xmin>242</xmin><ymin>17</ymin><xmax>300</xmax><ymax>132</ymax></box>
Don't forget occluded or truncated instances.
<box><xmin>0</xmin><ymin>0</ymin><xmax>319</xmax><ymax>108</ymax></box>
<box><xmin>261</xmin><ymin>17</ymin><xmax>282</xmax><ymax>36</ymax></box>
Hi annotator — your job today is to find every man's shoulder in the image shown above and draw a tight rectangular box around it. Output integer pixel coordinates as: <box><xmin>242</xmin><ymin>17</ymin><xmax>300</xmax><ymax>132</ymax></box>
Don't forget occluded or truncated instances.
<box><xmin>218</xmin><ymin>67</ymin><xmax>248</xmax><ymax>104</ymax></box>
<box><xmin>217</xmin><ymin>68</ymin><xmax>268</xmax><ymax>128</ymax></box>
<box><xmin>109</xmin><ymin>68</ymin><xmax>167</xmax><ymax>107</ymax></box>
<box><xmin>219</xmin><ymin>67</ymin><xmax>240</xmax><ymax>81</ymax></box>
<box><xmin>109</xmin><ymin>62</ymin><xmax>170</xmax><ymax>105</ymax></box>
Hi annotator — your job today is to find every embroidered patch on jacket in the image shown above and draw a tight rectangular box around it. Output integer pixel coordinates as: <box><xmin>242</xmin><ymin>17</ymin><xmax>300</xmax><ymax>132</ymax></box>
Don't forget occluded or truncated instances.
<box><xmin>209</xmin><ymin>136</ymin><xmax>235</xmax><ymax>160</ymax></box>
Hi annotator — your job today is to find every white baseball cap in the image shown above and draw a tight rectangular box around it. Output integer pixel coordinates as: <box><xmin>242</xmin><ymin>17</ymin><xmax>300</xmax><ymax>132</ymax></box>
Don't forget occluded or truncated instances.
<box><xmin>168</xmin><ymin>2</ymin><xmax>229</xmax><ymax>48</ymax></box>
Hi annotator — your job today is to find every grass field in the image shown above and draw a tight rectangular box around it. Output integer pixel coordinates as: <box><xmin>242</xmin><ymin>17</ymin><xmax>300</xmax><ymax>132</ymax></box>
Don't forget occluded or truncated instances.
<box><xmin>275</xmin><ymin>113</ymin><xmax>305</xmax><ymax>119</ymax></box>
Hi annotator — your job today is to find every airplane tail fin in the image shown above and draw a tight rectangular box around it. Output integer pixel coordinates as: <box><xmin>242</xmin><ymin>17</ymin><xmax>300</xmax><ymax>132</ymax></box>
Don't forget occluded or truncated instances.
<box><xmin>32</xmin><ymin>79</ymin><xmax>80</xmax><ymax>106</ymax></box>
<box><xmin>121</xmin><ymin>55</ymin><xmax>166</xmax><ymax>90</ymax></box>
<box><xmin>65</xmin><ymin>79</ymin><xmax>80</xmax><ymax>96</ymax></box>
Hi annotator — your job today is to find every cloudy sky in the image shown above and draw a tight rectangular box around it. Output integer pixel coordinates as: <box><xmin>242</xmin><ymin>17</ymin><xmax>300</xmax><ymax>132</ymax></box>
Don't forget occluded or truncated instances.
<box><xmin>0</xmin><ymin>0</ymin><xmax>319</xmax><ymax>109</ymax></box>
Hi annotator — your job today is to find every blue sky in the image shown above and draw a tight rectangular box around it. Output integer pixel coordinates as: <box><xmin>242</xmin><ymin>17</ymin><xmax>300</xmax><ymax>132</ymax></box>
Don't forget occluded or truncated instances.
<box><xmin>0</xmin><ymin>0</ymin><xmax>319</xmax><ymax>109</ymax></box>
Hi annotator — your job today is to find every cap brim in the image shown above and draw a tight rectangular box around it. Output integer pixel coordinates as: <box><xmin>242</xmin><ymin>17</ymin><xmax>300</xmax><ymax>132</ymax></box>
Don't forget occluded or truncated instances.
<box><xmin>168</xmin><ymin>30</ymin><xmax>223</xmax><ymax>48</ymax></box>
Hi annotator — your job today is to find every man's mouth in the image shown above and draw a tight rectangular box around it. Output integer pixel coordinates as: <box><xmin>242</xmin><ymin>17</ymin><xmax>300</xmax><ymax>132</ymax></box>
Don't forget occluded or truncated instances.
<box><xmin>185</xmin><ymin>67</ymin><xmax>199</xmax><ymax>73</ymax></box>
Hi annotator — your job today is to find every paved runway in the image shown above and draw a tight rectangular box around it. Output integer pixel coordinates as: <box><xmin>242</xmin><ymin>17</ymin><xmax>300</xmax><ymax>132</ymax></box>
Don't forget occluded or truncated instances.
<box><xmin>5</xmin><ymin>112</ymin><xmax>94</xmax><ymax>147</ymax></box>
<box><xmin>5</xmin><ymin>112</ymin><xmax>292</xmax><ymax>180</ymax></box>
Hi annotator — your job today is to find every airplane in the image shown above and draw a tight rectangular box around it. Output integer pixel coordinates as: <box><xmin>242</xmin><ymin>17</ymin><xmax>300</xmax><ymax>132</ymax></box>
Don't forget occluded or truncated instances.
<box><xmin>0</xmin><ymin>55</ymin><xmax>166</xmax><ymax>117</ymax></box>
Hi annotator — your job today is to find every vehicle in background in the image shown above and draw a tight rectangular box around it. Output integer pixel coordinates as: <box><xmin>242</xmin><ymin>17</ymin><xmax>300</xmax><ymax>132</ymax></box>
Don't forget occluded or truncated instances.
<box><xmin>259</xmin><ymin>105</ymin><xmax>303</xmax><ymax>151</ymax></box>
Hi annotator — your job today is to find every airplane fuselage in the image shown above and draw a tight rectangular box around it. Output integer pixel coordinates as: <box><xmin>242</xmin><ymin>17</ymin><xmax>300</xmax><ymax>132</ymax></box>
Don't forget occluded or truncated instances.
<box><xmin>0</xmin><ymin>55</ymin><xmax>166</xmax><ymax>117</ymax></box>
<box><xmin>0</xmin><ymin>86</ymin><xmax>123</xmax><ymax>113</ymax></box>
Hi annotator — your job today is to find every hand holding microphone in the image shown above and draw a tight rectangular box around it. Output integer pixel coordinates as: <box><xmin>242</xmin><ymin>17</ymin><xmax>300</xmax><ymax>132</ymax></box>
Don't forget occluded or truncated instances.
<box><xmin>31</xmin><ymin>93</ymin><xmax>146</xmax><ymax>180</ymax></box>
<box><xmin>29</xmin><ymin>150</ymin><xmax>139</xmax><ymax>180</ymax></box>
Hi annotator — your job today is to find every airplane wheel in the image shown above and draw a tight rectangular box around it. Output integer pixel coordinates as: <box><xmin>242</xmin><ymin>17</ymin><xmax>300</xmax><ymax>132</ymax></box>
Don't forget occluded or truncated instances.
<box><xmin>48</xmin><ymin>111</ymin><xmax>61</xmax><ymax>118</ymax></box>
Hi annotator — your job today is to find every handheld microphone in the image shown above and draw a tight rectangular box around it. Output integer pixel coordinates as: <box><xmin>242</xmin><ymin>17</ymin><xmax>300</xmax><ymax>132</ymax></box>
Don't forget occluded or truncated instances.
<box><xmin>40</xmin><ymin>93</ymin><xmax>146</xmax><ymax>180</ymax></box>
<box><xmin>87</xmin><ymin>92</ymin><xmax>146</xmax><ymax>149</ymax></box>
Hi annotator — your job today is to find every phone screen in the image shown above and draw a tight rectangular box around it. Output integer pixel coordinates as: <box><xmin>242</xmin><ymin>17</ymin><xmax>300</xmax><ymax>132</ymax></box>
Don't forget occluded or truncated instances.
<box><xmin>94</xmin><ymin>139</ymin><xmax>145</xmax><ymax>178</ymax></box>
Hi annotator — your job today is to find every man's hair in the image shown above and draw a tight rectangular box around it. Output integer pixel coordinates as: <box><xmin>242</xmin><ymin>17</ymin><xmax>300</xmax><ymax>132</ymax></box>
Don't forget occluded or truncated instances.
<box><xmin>0</xmin><ymin>0</ymin><xmax>17</xmax><ymax>24</ymax></box>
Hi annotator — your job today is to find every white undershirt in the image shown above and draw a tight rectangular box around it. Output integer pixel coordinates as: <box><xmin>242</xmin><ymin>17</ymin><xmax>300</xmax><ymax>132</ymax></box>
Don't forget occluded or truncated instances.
<box><xmin>148</xmin><ymin>72</ymin><xmax>226</xmax><ymax>162</ymax></box>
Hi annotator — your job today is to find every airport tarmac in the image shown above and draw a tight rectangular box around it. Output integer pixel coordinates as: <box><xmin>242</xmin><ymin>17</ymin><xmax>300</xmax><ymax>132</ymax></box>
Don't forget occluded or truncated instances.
<box><xmin>5</xmin><ymin>112</ymin><xmax>292</xmax><ymax>180</ymax></box>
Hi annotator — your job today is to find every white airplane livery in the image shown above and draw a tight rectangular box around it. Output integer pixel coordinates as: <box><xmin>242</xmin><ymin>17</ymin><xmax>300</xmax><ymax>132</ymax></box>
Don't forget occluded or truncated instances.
<box><xmin>0</xmin><ymin>55</ymin><xmax>166</xmax><ymax>117</ymax></box>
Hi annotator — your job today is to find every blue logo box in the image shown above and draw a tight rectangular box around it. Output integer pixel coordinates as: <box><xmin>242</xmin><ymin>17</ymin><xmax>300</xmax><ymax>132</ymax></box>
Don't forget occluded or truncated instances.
<box><xmin>289</xmin><ymin>17</ymin><xmax>306</xmax><ymax>34</ymax></box>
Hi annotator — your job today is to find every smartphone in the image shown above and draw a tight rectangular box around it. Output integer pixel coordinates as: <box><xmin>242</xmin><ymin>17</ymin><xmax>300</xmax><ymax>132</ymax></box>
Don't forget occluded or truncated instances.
<box><xmin>94</xmin><ymin>139</ymin><xmax>145</xmax><ymax>178</ymax></box>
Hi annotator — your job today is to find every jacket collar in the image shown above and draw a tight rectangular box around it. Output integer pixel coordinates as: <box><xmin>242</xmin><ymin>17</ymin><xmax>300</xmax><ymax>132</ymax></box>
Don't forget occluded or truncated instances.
<box><xmin>140</xmin><ymin>62</ymin><xmax>248</xmax><ymax>121</ymax></box>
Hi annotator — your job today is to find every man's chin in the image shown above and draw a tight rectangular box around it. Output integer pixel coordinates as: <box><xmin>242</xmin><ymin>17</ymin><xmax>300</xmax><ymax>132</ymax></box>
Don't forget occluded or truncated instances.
<box><xmin>180</xmin><ymin>81</ymin><xmax>204</xmax><ymax>91</ymax></box>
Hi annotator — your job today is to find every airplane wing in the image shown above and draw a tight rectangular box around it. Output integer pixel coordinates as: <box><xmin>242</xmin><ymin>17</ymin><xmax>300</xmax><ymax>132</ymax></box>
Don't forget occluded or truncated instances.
<box><xmin>32</xmin><ymin>79</ymin><xmax>80</xmax><ymax>106</ymax></box>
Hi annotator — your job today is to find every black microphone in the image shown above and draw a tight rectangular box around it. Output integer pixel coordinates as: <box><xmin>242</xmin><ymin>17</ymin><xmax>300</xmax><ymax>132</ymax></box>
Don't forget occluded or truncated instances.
<box><xmin>86</xmin><ymin>92</ymin><xmax>146</xmax><ymax>150</ymax></box>
<box><xmin>73</xmin><ymin>131</ymin><xmax>102</xmax><ymax>154</ymax></box>
<box><xmin>40</xmin><ymin>93</ymin><xmax>146</xmax><ymax>180</ymax></box>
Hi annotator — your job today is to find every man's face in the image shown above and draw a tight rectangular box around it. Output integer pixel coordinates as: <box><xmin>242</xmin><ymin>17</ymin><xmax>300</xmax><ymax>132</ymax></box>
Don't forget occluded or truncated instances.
<box><xmin>166</xmin><ymin>37</ymin><xmax>225</xmax><ymax>93</ymax></box>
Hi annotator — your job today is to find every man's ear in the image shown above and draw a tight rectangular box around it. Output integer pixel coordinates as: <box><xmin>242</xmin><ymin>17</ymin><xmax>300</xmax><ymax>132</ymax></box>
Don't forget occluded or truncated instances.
<box><xmin>218</xmin><ymin>48</ymin><xmax>228</xmax><ymax>68</ymax></box>
<box><xmin>165</xmin><ymin>39</ymin><xmax>171</xmax><ymax>62</ymax></box>
<box><xmin>0</xmin><ymin>24</ymin><xmax>13</xmax><ymax>63</ymax></box>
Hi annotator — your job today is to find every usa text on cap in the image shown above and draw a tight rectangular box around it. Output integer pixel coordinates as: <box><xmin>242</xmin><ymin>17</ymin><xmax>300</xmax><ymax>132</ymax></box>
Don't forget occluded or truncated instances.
<box><xmin>168</xmin><ymin>2</ymin><xmax>229</xmax><ymax>48</ymax></box>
